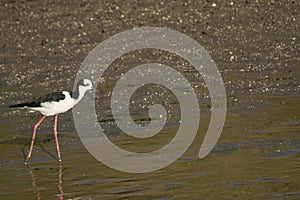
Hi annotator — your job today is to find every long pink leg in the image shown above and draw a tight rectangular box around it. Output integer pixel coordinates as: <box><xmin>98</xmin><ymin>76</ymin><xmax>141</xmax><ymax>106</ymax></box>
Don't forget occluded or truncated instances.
<box><xmin>26</xmin><ymin>115</ymin><xmax>46</xmax><ymax>163</ymax></box>
<box><xmin>54</xmin><ymin>114</ymin><xmax>62</xmax><ymax>162</ymax></box>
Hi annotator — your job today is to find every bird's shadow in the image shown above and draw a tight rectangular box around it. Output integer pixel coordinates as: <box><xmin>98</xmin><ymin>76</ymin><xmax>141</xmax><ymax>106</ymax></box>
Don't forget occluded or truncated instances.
<box><xmin>22</xmin><ymin>141</ymin><xmax>59</xmax><ymax>162</ymax></box>
<box><xmin>0</xmin><ymin>136</ymin><xmax>59</xmax><ymax>162</ymax></box>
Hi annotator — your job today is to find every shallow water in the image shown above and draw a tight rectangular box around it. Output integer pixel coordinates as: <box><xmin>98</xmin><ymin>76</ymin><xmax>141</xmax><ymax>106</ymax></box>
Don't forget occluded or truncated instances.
<box><xmin>1</xmin><ymin>94</ymin><xmax>299</xmax><ymax>200</ymax></box>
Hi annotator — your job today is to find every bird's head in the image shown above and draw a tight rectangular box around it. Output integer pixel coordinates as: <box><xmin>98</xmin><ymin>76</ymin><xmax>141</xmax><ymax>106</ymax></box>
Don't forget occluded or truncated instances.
<box><xmin>78</xmin><ymin>79</ymin><xmax>93</xmax><ymax>92</ymax></box>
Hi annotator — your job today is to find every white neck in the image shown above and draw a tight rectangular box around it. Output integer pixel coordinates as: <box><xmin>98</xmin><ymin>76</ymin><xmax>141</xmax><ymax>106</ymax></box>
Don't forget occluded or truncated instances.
<box><xmin>73</xmin><ymin>86</ymin><xmax>89</xmax><ymax>105</ymax></box>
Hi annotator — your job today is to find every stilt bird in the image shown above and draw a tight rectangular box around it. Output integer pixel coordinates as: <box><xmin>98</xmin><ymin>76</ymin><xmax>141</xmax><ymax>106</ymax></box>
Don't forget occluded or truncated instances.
<box><xmin>9</xmin><ymin>79</ymin><xmax>92</xmax><ymax>163</ymax></box>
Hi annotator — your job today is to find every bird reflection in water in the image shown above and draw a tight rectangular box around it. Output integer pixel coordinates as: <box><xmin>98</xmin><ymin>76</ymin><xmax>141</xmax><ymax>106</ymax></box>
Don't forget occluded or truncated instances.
<box><xmin>27</xmin><ymin>163</ymin><xmax>64</xmax><ymax>200</ymax></box>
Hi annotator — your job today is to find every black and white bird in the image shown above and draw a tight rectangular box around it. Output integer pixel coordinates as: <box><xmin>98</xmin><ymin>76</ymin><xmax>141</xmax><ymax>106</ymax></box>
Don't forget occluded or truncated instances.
<box><xmin>9</xmin><ymin>79</ymin><xmax>93</xmax><ymax>163</ymax></box>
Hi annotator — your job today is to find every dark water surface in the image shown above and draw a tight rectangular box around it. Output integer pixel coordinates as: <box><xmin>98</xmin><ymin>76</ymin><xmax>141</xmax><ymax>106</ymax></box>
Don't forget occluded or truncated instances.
<box><xmin>1</xmin><ymin>95</ymin><xmax>299</xmax><ymax>199</ymax></box>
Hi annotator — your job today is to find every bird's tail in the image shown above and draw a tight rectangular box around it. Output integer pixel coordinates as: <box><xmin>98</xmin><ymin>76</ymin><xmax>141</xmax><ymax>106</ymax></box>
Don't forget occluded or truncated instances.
<box><xmin>9</xmin><ymin>103</ymin><xmax>30</xmax><ymax>108</ymax></box>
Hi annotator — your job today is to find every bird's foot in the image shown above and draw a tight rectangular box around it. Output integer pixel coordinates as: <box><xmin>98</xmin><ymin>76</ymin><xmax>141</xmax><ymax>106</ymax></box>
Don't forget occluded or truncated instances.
<box><xmin>25</xmin><ymin>156</ymin><xmax>31</xmax><ymax>164</ymax></box>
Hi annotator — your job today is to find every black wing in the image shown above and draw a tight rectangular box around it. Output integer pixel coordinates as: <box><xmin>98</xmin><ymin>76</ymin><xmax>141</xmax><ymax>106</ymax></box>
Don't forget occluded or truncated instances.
<box><xmin>9</xmin><ymin>92</ymin><xmax>67</xmax><ymax>108</ymax></box>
